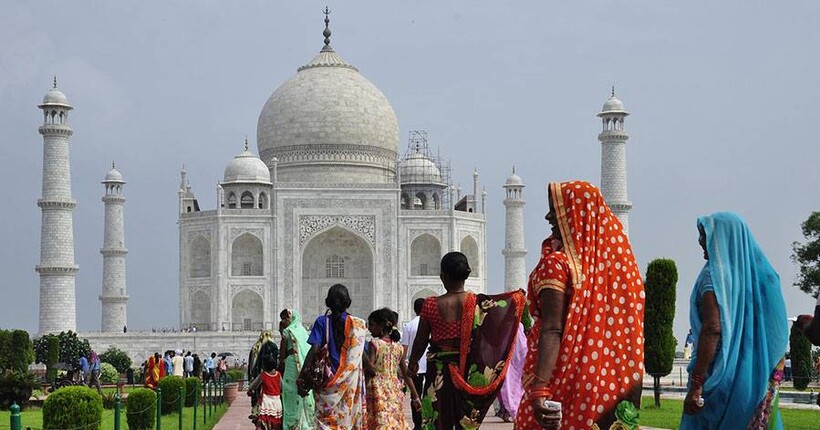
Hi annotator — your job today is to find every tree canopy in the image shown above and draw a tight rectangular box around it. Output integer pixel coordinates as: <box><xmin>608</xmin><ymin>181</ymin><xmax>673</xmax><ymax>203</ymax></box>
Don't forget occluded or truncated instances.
<box><xmin>792</xmin><ymin>211</ymin><xmax>820</xmax><ymax>296</ymax></box>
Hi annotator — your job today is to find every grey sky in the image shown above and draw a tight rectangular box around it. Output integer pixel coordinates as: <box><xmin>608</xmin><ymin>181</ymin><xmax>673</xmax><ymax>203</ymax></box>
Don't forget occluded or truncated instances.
<box><xmin>1</xmin><ymin>1</ymin><xmax>818</xmax><ymax>345</ymax></box>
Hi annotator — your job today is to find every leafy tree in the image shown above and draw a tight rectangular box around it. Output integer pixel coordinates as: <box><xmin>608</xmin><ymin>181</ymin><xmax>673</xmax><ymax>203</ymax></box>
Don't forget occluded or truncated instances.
<box><xmin>792</xmin><ymin>211</ymin><xmax>820</xmax><ymax>296</ymax></box>
<box><xmin>8</xmin><ymin>330</ymin><xmax>35</xmax><ymax>373</ymax></box>
<box><xmin>99</xmin><ymin>346</ymin><xmax>132</xmax><ymax>374</ymax></box>
<box><xmin>34</xmin><ymin>335</ymin><xmax>60</xmax><ymax>383</ymax></box>
<box><xmin>34</xmin><ymin>331</ymin><xmax>91</xmax><ymax>382</ymax></box>
<box><xmin>643</xmin><ymin>258</ymin><xmax>678</xmax><ymax>407</ymax></box>
<box><xmin>789</xmin><ymin>322</ymin><xmax>813</xmax><ymax>390</ymax></box>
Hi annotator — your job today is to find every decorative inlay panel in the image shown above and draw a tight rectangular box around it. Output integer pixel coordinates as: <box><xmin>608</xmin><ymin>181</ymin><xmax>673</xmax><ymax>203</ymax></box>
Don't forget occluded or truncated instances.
<box><xmin>299</xmin><ymin>215</ymin><xmax>376</xmax><ymax>246</ymax></box>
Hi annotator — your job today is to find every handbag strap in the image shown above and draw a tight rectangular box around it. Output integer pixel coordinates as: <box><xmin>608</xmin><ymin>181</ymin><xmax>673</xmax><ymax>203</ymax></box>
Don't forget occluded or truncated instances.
<box><xmin>325</xmin><ymin>314</ymin><xmax>331</xmax><ymax>347</ymax></box>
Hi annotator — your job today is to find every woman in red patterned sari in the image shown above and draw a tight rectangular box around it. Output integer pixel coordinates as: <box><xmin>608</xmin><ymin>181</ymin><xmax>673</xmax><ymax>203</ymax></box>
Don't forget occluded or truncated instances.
<box><xmin>515</xmin><ymin>180</ymin><xmax>644</xmax><ymax>430</ymax></box>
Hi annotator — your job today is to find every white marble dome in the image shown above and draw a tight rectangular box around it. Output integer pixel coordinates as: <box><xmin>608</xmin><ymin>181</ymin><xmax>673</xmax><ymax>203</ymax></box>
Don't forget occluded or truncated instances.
<box><xmin>104</xmin><ymin>167</ymin><xmax>124</xmax><ymax>183</ymax></box>
<box><xmin>601</xmin><ymin>95</ymin><xmax>626</xmax><ymax>113</ymax></box>
<box><xmin>401</xmin><ymin>152</ymin><xmax>443</xmax><ymax>184</ymax></box>
<box><xmin>223</xmin><ymin>149</ymin><xmax>271</xmax><ymax>184</ymax></box>
<box><xmin>256</xmin><ymin>45</ymin><xmax>399</xmax><ymax>183</ymax></box>
<box><xmin>505</xmin><ymin>172</ymin><xmax>523</xmax><ymax>186</ymax></box>
<box><xmin>40</xmin><ymin>87</ymin><xmax>72</xmax><ymax>109</ymax></box>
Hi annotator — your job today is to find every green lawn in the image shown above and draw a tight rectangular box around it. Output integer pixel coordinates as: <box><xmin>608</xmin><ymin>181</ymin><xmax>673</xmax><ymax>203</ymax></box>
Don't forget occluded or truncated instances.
<box><xmin>640</xmin><ymin>397</ymin><xmax>819</xmax><ymax>430</ymax></box>
<box><xmin>0</xmin><ymin>403</ymin><xmax>228</xmax><ymax>430</ymax></box>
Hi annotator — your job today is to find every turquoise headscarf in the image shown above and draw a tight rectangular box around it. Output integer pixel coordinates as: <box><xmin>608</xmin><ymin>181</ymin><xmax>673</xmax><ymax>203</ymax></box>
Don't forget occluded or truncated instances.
<box><xmin>283</xmin><ymin>309</ymin><xmax>310</xmax><ymax>368</ymax></box>
<box><xmin>681</xmin><ymin>212</ymin><xmax>788</xmax><ymax>430</ymax></box>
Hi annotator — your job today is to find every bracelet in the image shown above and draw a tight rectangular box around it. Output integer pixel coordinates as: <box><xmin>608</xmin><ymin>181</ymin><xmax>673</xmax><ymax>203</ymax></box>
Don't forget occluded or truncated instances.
<box><xmin>691</xmin><ymin>374</ymin><xmax>705</xmax><ymax>388</ymax></box>
<box><xmin>532</xmin><ymin>373</ymin><xmax>550</xmax><ymax>384</ymax></box>
<box><xmin>530</xmin><ymin>387</ymin><xmax>553</xmax><ymax>399</ymax></box>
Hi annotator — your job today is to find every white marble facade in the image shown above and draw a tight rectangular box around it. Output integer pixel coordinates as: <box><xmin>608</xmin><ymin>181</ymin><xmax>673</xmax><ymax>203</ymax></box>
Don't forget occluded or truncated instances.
<box><xmin>178</xmin><ymin>28</ymin><xmax>486</xmax><ymax>331</ymax></box>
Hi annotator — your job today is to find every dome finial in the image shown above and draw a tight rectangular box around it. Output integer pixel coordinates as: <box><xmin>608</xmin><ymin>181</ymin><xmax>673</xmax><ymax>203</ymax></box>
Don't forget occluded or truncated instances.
<box><xmin>512</xmin><ymin>165</ymin><xmax>516</xmax><ymax>174</ymax></box>
<box><xmin>53</xmin><ymin>76</ymin><xmax>58</xmax><ymax>88</ymax></box>
<box><xmin>244</xmin><ymin>135</ymin><xmax>249</xmax><ymax>151</ymax></box>
<box><xmin>611</xmin><ymin>85</ymin><xmax>615</xmax><ymax>98</ymax></box>
<box><xmin>112</xmin><ymin>161</ymin><xmax>115</xmax><ymax>169</ymax></box>
<box><xmin>322</xmin><ymin>6</ymin><xmax>332</xmax><ymax>49</ymax></box>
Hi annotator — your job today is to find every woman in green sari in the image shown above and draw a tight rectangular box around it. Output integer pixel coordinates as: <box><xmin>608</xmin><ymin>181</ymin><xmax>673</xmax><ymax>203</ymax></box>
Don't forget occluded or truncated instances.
<box><xmin>279</xmin><ymin>309</ymin><xmax>315</xmax><ymax>430</ymax></box>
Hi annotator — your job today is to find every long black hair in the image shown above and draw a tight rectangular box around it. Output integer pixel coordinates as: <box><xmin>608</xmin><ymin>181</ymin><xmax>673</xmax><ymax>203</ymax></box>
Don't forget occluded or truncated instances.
<box><xmin>326</xmin><ymin>284</ymin><xmax>352</xmax><ymax>353</ymax></box>
<box><xmin>258</xmin><ymin>341</ymin><xmax>279</xmax><ymax>372</ymax></box>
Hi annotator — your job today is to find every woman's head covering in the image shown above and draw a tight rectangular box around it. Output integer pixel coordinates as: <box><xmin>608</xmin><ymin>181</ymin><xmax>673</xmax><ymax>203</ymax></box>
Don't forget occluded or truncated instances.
<box><xmin>282</xmin><ymin>309</ymin><xmax>312</xmax><ymax>368</ymax></box>
<box><xmin>546</xmin><ymin>180</ymin><xmax>645</xmax><ymax>427</ymax></box>
<box><xmin>685</xmin><ymin>212</ymin><xmax>788</xmax><ymax>427</ymax></box>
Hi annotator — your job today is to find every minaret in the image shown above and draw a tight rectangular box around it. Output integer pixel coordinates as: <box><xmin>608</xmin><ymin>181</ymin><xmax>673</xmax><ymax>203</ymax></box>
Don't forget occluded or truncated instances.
<box><xmin>100</xmin><ymin>163</ymin><xmax>128</xmax><ymax>332</ymax></box>
<box><xmin>598</xmin><ymin>87</ymin><xmax>633</xmax><ymax>235</ymax></box>
<box><xmin>502</xmin><ymin>167</ymin><xmax>527</xmax><ymax>291</ymax></box>
<box><xmin>36</xmin><ymin>77</ymin><xmax>78</xmax><ymax>334</ymax></box>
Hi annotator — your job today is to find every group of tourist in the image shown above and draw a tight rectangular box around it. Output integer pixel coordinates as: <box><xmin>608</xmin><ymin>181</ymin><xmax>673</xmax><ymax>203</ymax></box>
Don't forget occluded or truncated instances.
<box><xmin>142</xmin><ymin>179</ymin><xmax>814</xmax><ymax>429</ymax></box>
<box><xmin>142</xmin><ymin>349</ymin><xmax>233</xmax><ymax>389</ymax></box>
<box><xmin>76</xmin><ymin>350</ymin><xmax>102</xmax><ymax>394</ymax></box>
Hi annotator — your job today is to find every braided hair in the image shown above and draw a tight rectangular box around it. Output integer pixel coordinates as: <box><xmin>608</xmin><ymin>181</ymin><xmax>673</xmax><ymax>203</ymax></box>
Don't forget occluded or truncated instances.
<box><xmin>368</xmin><ymin>307</ymin><xmax>401</xmax><ymax>342</ymax></box>
<box><xmin>326</xmin><ymin>284</ymin><xmax>352</xmax><ymax>354</ymax></box>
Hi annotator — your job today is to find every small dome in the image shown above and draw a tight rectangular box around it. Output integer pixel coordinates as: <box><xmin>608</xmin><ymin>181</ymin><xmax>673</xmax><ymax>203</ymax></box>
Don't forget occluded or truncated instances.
<box><xmin>400</xmin><ymin>152</ymin><xmax>442</xmax><ymax>184</ymax></box>
<box><xmin>601</xmin><ymin>96</ymin><xmax>625</xmax><ymax>113</ymax></box>
<box><xmin>223</xmin><ymin>149</ymin><xmax>271</xmax><ymax>184</ymax></box>
<box><xmin>505</xmin><ymin>172</ymin><xmax>523</xmax><ymax>186</ymax></box>
<box><xmin>39</xmin><ymin>84</ymin><xmax>72</xmax><ymax>109</ymax></box>
<box><xmin>104</xmin><ymin>167</ymin><xmax>124</xmax><ymax>183</ymax></box>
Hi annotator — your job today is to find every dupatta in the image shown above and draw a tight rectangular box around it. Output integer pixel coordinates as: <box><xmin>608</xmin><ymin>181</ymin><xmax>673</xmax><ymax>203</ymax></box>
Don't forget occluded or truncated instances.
<box><xmin>283</xmin><ymin>311</ymin><xmax>311</xmax><ymax>371</ymax></box>
<box><xmin>315</xmin><ymin>315</ymin><xmax>367</xmax><ymax>430</ymax></box>
<box><xmin>681</xmin><ymin>212</ymin><xmax>788</xmax><ymax>430</ymax></box>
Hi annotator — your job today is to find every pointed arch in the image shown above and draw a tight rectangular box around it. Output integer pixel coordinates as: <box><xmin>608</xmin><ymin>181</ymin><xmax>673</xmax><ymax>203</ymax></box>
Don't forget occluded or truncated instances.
<box><xmin>258</xmin><ymin>192</ymin><xmax>268</xmax><ymax>209</ymax></box>
<box><xmin>227</xmin><ymin>192</ymin><xmax>237</xmax><ymax>208</ymax></box>
<box><xmin>190</xmin><ymin>290</ymin><xmax>211</xmax><ymax>330</ymax></box>
<box><xmin>460</xmin><ymin>235</ymin><xmax>480</xmax><ymax>278</ymax></box>
<box><xmin>231</xmin><ymin>233</ymin><xmax>264</xmax><ymax>276</ymax></box>
<box><xmin>411</xmin><ymin>234</ymin><xmax>441</xmax><ymax>276</ymax></box>
<box><xmin>301</xmin><ymin>226</ymin><xmax>373</xmax><ymax>320</ymax></box>
<box><xmin>231</xmin><ymin>289</ymin><xmax>263</xmax><ymax>331</ymax></box>
<box><xmin>240</xmin><ymin>191</ymin><xmax>254</xmax><ymax>209</ymax></box>
<box><xmin>189</xmin><ymin>236</ymin><xmax>211</xmax><ymax>278</ymax></box>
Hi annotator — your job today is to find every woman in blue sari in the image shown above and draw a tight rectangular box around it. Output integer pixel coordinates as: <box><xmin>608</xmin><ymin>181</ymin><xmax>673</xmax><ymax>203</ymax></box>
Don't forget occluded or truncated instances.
<box><xmin>681</xmin><ymin>212</ymin><xmax>788</xmax><ymax>429</ymax></box>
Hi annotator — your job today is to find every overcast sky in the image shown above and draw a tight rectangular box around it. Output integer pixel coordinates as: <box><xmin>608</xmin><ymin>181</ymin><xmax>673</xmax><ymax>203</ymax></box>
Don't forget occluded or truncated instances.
<box><xmin>1</xmin><ymin>1</ymin><xmax>818</xmax><ymax>344</ymax></box>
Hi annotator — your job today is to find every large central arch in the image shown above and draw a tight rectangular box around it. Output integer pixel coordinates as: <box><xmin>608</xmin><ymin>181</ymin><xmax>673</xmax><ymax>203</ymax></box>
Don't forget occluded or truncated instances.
<box><xmin>301</xmin><ymin>226</ymin><xmax>374</xmax><ymax>320</ymax></box>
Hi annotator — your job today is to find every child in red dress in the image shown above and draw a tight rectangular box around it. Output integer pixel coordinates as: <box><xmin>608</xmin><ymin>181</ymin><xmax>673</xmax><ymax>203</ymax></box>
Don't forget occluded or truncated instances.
<box><xmin>247</xmin><ymin>342</ymin><xmax>283</xmax><ymax>430</ymax></box>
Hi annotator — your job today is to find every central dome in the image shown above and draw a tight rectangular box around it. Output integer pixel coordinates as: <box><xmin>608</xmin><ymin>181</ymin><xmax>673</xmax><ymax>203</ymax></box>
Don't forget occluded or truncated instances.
<box><xmin>257</xmin><ymin>37</ymin><xmax>399</xmax><ymax>183</ymax></box>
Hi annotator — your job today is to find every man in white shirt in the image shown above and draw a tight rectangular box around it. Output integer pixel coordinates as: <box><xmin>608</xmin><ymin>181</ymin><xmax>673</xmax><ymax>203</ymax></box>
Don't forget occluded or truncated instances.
<box><xmin>172</xmin><ymin>349</ymin><xmax>184</xmax><ymax>377</ymax></box>
<box><xmin>402</xmin><ymin>298</ymin><xmax>428</xmax><ymax>430</ymax></box>
<box><xmin>183</xmin><ymin>351</ymin><xmax>194</xmax><ymax>377</ymax></box>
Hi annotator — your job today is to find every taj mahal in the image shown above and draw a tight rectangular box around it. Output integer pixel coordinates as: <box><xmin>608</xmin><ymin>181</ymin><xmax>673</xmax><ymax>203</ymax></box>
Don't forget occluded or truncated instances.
<box><xmin>33</xmin><ymin>13</ymin><xmax>633</xmax><ymax>360</ymax></box>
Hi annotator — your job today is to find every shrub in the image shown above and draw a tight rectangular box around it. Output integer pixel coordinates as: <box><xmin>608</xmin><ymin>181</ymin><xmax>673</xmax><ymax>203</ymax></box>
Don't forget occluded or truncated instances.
<box><xmin>184</xmin><ymin>377</ymin><xmax>201</xmax><ymax>407</ymax></box>
<box><xmin>43</xmin><ymin>386</ymin><xmax>102</xmax><ymax>430</ymax></box>
<box><xmin>0</xmin><ymin>330</ymin><xmax>35</xmax><ymax>373</ymax></box>
<box><xmin>644</xmin><ymin>258</ymin><xmax>678</xmax><ymax>408</ymax></box>
<box><xmin>99</xmin><ymin>347</ymin><xmax>132</xmax><ymax>374</ymax></box>
<box><xmin>126</xmin><ymin>388</ymin><xmax>156</xmax><ymax>430</ymax></box>
<box><xmin>0</xmin><ymin>370</ymin><xmax>40</xmax><ymax>409</ymax></box>
<box><xmin>101</xmin><ymin>391</ymin><xmax>117</xmax><ymax>410</ymax></box>
<box><xmin>226</xmin><ymin>369</ymin><xmax>245</xmax><ymax>382</ymax></box>
<box><xmin>100</xmin><ymin>363</ymin><xmax>119</xmax><ymax>384</ymax></box>
<box><xmin>34</xmin><ymin>335</ymin><xmax>61</xmax><ymax>383</ymax></box>
<box><xmin>790</xmin><ymin>322</ymin><xmax>813</xmax><ymax>390</ymax></box>
<box><xmin>157</xmin><ymin>376</ymin><xmax>186</xmax><ymax>414</ymax></box>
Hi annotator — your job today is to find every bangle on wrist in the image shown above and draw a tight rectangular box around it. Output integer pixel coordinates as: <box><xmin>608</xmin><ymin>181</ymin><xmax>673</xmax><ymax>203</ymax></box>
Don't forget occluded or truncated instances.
<box><xmin>533</xmin><ymin>373</ymin><xmax>550</xmax><ymax>384</ymax></box>
<box><xmin>530</xmin><ymin>387</ymin><xmax>553</xmax><ymax>399</ymax></box>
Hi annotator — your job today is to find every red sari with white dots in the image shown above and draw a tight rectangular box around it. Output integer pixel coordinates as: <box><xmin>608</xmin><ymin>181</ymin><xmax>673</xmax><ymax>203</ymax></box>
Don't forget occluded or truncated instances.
<box><xmin>515</xmin><ymin>180</ymin><xmax>645</xmax><ymax>430</ymax></box>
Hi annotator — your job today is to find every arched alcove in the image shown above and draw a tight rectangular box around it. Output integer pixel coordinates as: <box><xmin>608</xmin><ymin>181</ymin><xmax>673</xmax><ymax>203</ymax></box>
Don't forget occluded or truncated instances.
<box><xmin>460</xmin><ymin>236</ymin><xmax>480</xmax><ymax>278</ymax></box>
<box><xmin>410</xmin><ymin>234</ymin><xmax>441</xmax><ymax>276</ymax></box>
<box><xmin>258</xmin><ymin>192</ymin><xmax>268</xmax><ymax>209</ymax></box>
<box><xmin>301</xmin><ymin>227</ymin><xmax>373</xmax><ymax>319</ymax></box>
<box><xmin>240</xmin><ymin>191</ymin><xmax>254</xmax><ymax>209</ymax></box>
<box><xmin>190</xmin><ymin>291</ymin><xmax>211</xmax><ymax>330</ymax></box>
<box><xmin>231</xmin><ymin>233</ymin><xmax>264</xmax><ymax>276</ymax></box>
<box><xmin>227</xmin><ymin>192</ymin><xmax>237</xmax><ymax>209</ymax></box>
<box><xmin>189</xmin><ymin>236</ymin><xmax>211</xmax><ymax>278</ymax></box>
<box><xmin>231</xmin><ymin>289</ymin><xmax>263</xmax><ymax>331</ymax></box>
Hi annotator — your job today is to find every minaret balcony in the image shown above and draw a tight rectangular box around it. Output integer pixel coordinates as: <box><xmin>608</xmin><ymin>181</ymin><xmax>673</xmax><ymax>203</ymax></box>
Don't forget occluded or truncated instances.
<box><xmin>598</xmin><ymin>131</ymin><xmax>629</xmax><ymax>141</ymax></box>
<box><xmin>102</xmin><ymin>195</ymin><xmax>126</xmax><ymax>203</ymax></box>
<box><xmin>99</xmin><ymin>295</ymin><xmax>129</xmax><ymax>303</ymax></box>
<box><xmin>35</xmin><ymin>265</ymin><xmax>79</xmax><ymax>274</ymax></box>
<box><xmin>608</xmin><ymin>202</ymin><xmax>633</xmax><ymax>212</ymax></box>
<box><xmin>100</xmin><ymin>248</ymin><xmax>128</xmax><ymax>256</ymax></box>
<box><xmin>37</xmin><ymin>198</ymin><xmax>77</xmax><ymax>209</ymax></box>
<box><xmin>38</xmin><ymin>125</ymin><xmax>73</xmax><ymax>136</ymax></box>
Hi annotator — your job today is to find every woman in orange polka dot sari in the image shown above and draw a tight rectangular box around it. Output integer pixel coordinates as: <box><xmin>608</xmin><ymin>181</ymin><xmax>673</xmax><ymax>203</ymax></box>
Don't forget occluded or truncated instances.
<box><xmin>515</xmin><ymin>181</ymin><xmax>644</xmax><ymax>430</ymax></box>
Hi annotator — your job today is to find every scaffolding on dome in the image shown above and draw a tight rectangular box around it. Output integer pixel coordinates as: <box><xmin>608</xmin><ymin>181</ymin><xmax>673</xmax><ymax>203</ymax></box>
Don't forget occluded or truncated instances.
<box><xmin>391</xmin><ymin>130</ymin><xmax>452</xmax><ymax>210</ymax></box>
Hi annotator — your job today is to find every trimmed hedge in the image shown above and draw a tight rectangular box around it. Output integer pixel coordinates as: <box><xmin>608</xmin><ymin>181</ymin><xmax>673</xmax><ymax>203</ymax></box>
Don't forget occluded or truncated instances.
<box><xmin>225</xmin><ymin>369</ymin><xmax>245</xmax><ymax>382</ymax></box>
<box><xmin>157</xmin><ymin>376</ymin><xmax>186</xmax><ymax>414</ymax></box>
<box><xmin>100</xmin><ymin>362</ymin><xmax>119</xmax><ymax>384</ymax></box>
<box><xmin>43</xmin><ymin>386</ymin><xmax>103</xmax><ymax>430</ymax></box>
<box><xmin>184</xmin><ymin>377</ymin><xmax>201</xmax><ymax>407</ymax></box>
<box><xmin>126</xmin><ymin>388</ymin><xmax>157</xmax><ymax>430</ymax></box>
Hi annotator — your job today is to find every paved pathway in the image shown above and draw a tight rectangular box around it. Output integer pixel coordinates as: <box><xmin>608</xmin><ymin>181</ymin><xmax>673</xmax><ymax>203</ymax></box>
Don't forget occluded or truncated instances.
<box><xmin>212</xmin><ymin>394</ymin><xmax>672</xmax><ymax>429</ymax></box>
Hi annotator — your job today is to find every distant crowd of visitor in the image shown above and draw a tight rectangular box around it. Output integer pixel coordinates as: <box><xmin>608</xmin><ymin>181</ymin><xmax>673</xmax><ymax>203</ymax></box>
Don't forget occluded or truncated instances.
<box><xmin>142</xmin><ymin>349</ymin><xmax>245</xmax><ymax>388</ymax></box>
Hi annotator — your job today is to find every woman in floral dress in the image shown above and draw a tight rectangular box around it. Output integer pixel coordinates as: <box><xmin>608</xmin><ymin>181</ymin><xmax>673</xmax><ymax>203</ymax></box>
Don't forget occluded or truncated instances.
<box><xmin>364</xmin><ymin>308</ymin><xmax>420</xmax><ymax>429</ymax></box>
